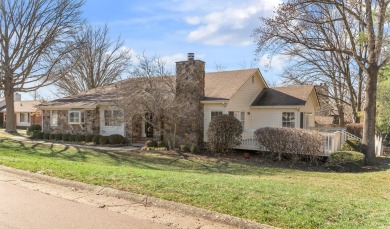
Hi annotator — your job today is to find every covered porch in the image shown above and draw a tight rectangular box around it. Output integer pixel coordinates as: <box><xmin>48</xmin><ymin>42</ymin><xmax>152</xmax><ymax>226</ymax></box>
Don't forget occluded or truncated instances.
<box><xmin>237</xmin><ymin>128</ymin><xmax>384</xmax><ymax>156</ymax></box>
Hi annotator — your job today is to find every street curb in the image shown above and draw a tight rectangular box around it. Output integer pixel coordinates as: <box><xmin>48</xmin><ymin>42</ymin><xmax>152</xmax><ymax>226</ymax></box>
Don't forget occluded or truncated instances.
<box><xmin>0</xmin><ymin>165</ymin><xmax>276</xmax><ymax>229</ymax></box>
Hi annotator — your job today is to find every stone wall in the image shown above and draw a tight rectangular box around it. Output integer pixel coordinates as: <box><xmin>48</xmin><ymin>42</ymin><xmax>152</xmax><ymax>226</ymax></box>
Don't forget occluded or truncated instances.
<box><xmin>175</xmin><ymin>59</ymin><xmax>205</xmax><ymax>147</ymax></box>
<box><xmin>42</xmin><ymin>109</ymin><xmax>100</xmax><ymax>135</ymax></box>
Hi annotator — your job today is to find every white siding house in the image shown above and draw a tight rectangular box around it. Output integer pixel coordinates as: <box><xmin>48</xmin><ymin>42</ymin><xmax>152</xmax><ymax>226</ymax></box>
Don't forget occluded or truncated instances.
<box><xmin>202</xmin><ymin>69</ymin><xmax>319</xmax><ymax>142</ymax></box>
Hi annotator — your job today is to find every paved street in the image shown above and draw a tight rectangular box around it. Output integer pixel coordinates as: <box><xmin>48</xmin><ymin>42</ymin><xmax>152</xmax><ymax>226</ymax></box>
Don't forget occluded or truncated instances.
<box><xmin>0</xmin><ymin>180</ymin><xmax>165</xmax><ymax>229</ymax></box>
<box><xmin>0</xmin><ymin>168</ymin><xmax>237</xmax><ymax>229</ymax></box>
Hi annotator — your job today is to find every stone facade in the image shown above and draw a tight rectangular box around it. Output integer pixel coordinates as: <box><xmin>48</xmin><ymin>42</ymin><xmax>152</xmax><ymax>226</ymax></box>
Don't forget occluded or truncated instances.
<box><xmin>175</xmin><ymin>58</ymin><xmax>205</xmax><ymax>147</ymax></box>
<box><xmin>42</xmin><ymin>109</ymin><xmax>100</xmax><ymax>135</ymax></box>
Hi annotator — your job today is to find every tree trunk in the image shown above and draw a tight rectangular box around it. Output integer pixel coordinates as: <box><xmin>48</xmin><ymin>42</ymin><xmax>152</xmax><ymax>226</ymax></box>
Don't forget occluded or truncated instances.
<box><xmin>4</xmin><ymin>79</ymin><xmax>16</xmax><ymax>133</ymax></box>
<box><xmin>362</xmin><ymin>66</ymin><xmax>378</xmax><ymax>165</ymax></box>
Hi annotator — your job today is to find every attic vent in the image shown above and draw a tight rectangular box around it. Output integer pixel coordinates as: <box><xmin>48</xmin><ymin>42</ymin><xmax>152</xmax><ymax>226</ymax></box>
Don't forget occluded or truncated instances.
<box><xmin>188</xmin><ymin>53</ymin><xmax>194</xmax><ymax>61</ymax></box>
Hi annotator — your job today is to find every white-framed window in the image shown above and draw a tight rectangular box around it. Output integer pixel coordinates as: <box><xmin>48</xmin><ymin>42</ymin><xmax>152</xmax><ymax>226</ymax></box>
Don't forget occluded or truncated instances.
<box><xmin>211</xmin><ymin>111</ymin><xmax>223</xmax><ymax>121</ymax></box>
<box><xmin>228</xmin><ymin>111</ymin><xmax>245</xmax><ymax>127</ymax></box>
<box><xmin>104</xmin><ymin>110</ymin><xmax>123</xmax><ymax>126</ymax></box>
<box><xmin>282</xmin><ymin>112</ymin><xmax>295</xmax><ymax>128</ymax></box>
<box><xmin>50</xmin><ymin>110</ymin><xmax>58</xmax><ymax>126</ymax></box>
<box><xmin>20</xmin><ymin>113</ymin><xmax>30</xmax><ymax>123</ymax></box>
<box><xmin>68</xmin><ymin>110</ymin><xmax>84</xmax><ymax>124</ymax></box>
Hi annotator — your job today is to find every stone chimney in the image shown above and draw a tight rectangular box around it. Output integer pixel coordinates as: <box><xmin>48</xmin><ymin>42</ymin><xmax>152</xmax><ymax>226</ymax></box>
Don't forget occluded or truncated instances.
<box><xmin>175</xmin><ymin>53</ymin><xmax>205</xmax><ymax>147</ymax></box>
<box><xmin>14</xmin><ymin>93</ymin><xmax>21</xmax><ymax>102</ymax></box>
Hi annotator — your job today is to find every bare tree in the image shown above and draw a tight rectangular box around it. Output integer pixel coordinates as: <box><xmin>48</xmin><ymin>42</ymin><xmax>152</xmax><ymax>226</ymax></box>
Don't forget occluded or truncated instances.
<box><xmin>214</xmin><ymin>62</ymin><xmax>227</xmax><ymax>71</ymax></box>
<box><xmin>281</xmin><ymin>43</ymin><xmax>366</xmax><ymax>125</ymax></box>
<box><xmin>253</xmin><ymin>0</ymin><xmax>390</xmax><ymax>164</ymax></box>
<box><xmin>0</xmin><ymin>0</ymin><xmax>84</xmax><ymax>133</ymax></box>
<box><xmin>116</xmin><ymin>54</ymin><xmax>196</xmax><ymax>149</ymax></box>
<box><xmin>29</xmin><ymin>90</ymin><xmax>43</xmax><ymax>101</ymax></box>
<box><xmin>55</xmin><ymin>24</ymin><xmax>132</xmax><ymax>96</ymax></box>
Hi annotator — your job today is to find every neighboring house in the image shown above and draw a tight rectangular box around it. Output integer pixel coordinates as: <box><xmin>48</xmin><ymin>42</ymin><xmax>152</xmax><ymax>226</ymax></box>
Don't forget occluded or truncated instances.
<box><xmin>0</xmin><ymin>94</ymin><xmax>42</xmax><ymax>128</ymax></box>
<box><xmin>38</xmin><ymin>54</ymin><xmax>319</xmax><ymax>146</ymax></box>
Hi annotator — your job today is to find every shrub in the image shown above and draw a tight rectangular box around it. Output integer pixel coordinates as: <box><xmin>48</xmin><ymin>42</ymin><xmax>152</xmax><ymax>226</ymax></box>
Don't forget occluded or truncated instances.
<box><xmin>49</xmin><ymin>134</ymin><xmax>56</xmax><ymax>140</ymax></box>
<box><xmin>68</xmin><ymin>134</ymin><xmax>76</xmax><ymax>142</ymax></box>
<box><xmin>254</xmin><ymin>127</ymin><xmax>324</xmax><ymax>162</ymax></box>
<box><xmin>75</xmin><ymin>134</ymin><xmax>85</xmax><ymax>142</ymax></box>
<box><xmin>327</xmin><ymin>151</ymin><xmax>365</xmax><ymax>172</ymax></box>
<box><xmin>109</xmin><ymin>134</ymin><xmax>125</xmax><ymax>145</ymax></box>
<box><xmin>180</xmin><ymin>144</ymin><xmax>190</xmax><ymax>153</ymax></box>
<box><xmin>43</xmin><ymin>133</ymin><xmax>50</xmax><ymax>140</ymax></box>
<box><xmin>157</xmin><ymin>141</ymin><xmax>166</xmax><ymax>148</ymax></box>
<box><xmin>141</xmin><ymin>146</ymin><xmax>167</xmax><ymax>151</ymax></box>
<box><xmin>92</xmin><ymin>135</ymin><xmax>102</xmax><ymax>144</ymax></box>
<box><xmin>341</xmin><ymin>139</ymin><xmax>362</xmax><ymax>152</ymax></box>
<box><xmin>62</xmin><ymin>134</ymin><xmax>70</xmax><ymax>141</ymax></box>
<box><xmin>85</xmin><ymin>134</ymin><xmax>94</xmax><ymax>143</ymax></box>
<box><xmin>207</xmin><ymin>114</ymin><xmax>243</xmax><ymax>155</ymax></box>
<box><xmin>27</xmin><ymin>124</ymin><xmax>42</xmax><ymax>136</ymax></box>
<box><xmin>346</xmin><ymin>123</ymin><xmax>363</xmax><ymax>138</ymax></box>
<box><xmin>54</xmin><ymin>134</ymin><xmax>62</xmax><ymax>141</ymax></box>
<box><xmin>145</xmin><ymin>140</ymin><xmax>157</xmax><ymax>147</ymax></box>
<box><xmin>190</xmin><ymin>145</ymin><xmax>198</xmax><ymax>153</ymax></box>
<box><xmin>99</xmin><ymin>136</ymin><xmax>109</xmax><ymax>145</ymax></box>
<box><xmin>34</xmin><ymin>132</ymin><xmax>44</xmax><ymax>139</ymax></box>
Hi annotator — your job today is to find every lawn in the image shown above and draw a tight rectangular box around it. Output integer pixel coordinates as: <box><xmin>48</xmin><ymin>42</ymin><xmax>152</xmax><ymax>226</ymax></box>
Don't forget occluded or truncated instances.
<box><xmin>0</xmin><ymin>133</ymin><xmax>389</xmax><ymax>229</ymax></box>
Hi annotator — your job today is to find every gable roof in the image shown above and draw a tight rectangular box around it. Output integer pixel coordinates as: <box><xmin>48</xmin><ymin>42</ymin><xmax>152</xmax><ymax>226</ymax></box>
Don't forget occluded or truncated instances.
<box><xmin>39</xmin><ymin>84</ymin><xmax>119</xmax><ymax>109</ymax></box>
<box><xmin>40</xmin><ymin>68</ymin><xmax>264</xmax><ymax>109</ymax></box>
<box><xmin>251</xmin><ymin>85</ymin><xmax>316</xmax><ymax>106</ymax></box>
<box><xmin>0</xmin><ymin>100</ymin><xmax>42</xmax><ymax>113</ymax></box>
<box><xmin>204</xmin><ymin>68</ymin><xmax>260</xmax><ymax>100</ymax></box>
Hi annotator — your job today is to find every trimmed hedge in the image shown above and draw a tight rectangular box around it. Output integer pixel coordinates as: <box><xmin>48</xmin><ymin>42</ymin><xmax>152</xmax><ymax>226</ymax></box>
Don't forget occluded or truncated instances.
<box><xmin>109</xmin><ymin>134</ymin><xmax>125</xmax><ymax>145</ymax></box>
<box><xmin>92</xmin><ymin>135</ymin><xmax>101</xmax><ymax>144</ymax></box>
<box><xmin>75</xmin><ymin>134</ymin><xmax>85</xmax><ymax>142</ymax></box>
<box><xmin>85</xmin><ymin>134</ymin><xmax>94</xmax><ymax>143</ymax></box>
<box><xmin>49</xmin><ymin>134</ymin><xmax>56</xmax><ymax>140</ymax></box>
<box><xmin>34</xmin><ymin>132</ymin><xmax>44</xmax><ymax>139</ymax></box>
<box><xmin>255</xmin><ymin>127</ymin><xmax>324</xmax><ymax>161</ymax></box>
<box><xmin>207</xmin><ymin>114</ymin><xmax>243</xmax><ymax>155</ymax></box>
<box><xmin>99</xmin><ymin>136</ymin><xmax>109</xmax><ymax>145</ymax></box>
<box><xmin>27</xmin><ymin>124</ymin><xmax>42</xmax><ymax>136</ymax></box>
<box><xmin>327</xmin><ymin>151</ymin><xmax>365</xmax><ymax>172</ymax></box>
<box><xmin>62</xmin><ymin>134</ymin><xmax>70</xmax><ymax>141</ymax></box>
<box><xmin>68</xmin><ymin>134</ymin><xmax>76</xmax><ymax>142</ymax></box>
<box><xmin>55</xmin><ymin>134</ymin><xmax>62</xmax><ymax>141</ymax></box>
<box><xmin>43</xmin><ymin>133</ymin><xmax>50</xmax><ymax>140</ymax></box>
<box><xmin>341</xmin><ymin>139</ymin><xmax>362</xmax><ymax>152</ymax></box>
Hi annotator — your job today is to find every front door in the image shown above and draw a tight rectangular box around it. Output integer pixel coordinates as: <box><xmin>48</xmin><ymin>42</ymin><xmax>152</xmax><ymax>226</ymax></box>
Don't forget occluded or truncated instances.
<box><xmin>145</xmin><ymin>114</ymin><xmax>153</xmax><ymax>138</ymax></box>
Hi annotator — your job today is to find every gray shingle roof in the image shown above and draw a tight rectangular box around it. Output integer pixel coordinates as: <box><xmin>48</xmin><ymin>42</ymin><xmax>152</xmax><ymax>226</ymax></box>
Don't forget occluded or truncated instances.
<box><xmin>251</xmin><ymin>85</ymin><xmax>315</xmax><ymax>106</ymax></box>
<box><xmin>40</xmin><ymin>69</ymin><xmax>261</xmax><ymax>109</ymax></box>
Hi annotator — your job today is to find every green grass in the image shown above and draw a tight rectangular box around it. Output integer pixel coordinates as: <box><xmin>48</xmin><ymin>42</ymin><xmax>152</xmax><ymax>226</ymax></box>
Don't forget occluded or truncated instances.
<box><xmin>0</xmin><ymin>134</ymin><xmax>389</xmax><ymax>228</ymax></box>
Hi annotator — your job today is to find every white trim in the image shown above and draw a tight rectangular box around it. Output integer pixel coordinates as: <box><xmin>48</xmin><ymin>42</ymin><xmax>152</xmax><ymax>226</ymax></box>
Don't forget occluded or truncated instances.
<box><xmin>201</xmin><ymin>100</ymin><xmax>229</xmax><ymax>104</ymax></box>
<box><xmin>68</xmin><ymin>110</ymin><xmax>84</xmax><ymax>124</ymax></box>
<box><xmin>250</xmin><ymin>106</ymin><xmax>304</xmax><ymax>109</ymax></box>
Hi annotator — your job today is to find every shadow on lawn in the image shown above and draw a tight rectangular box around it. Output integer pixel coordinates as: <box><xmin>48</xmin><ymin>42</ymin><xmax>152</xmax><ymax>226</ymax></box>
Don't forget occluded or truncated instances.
<box><xmin>0</xmin><ymin>139</ymin><xmax>87</xmax><ymax>162</ymax></box>
<box><xmin>4</xmin><ymin>138</ymin><xmax>388</xmax><ymax>175</ymax></box>
<box><xmin>0</xmin><ymin>138</ymin><xmax>281</xmax><ymax>176</ymax></box>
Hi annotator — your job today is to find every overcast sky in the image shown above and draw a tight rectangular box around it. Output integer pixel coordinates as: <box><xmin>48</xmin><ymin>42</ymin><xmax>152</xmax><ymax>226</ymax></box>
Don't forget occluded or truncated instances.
<box><xmin>27</xmin><ymin>0</ymin><xmax>285</xmax><ymax>100</ymax></box>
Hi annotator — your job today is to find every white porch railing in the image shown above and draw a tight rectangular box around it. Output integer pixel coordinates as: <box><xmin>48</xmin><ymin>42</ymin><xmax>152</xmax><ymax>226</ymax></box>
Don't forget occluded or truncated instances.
<box><xmin>236</xmin><ymin>129</ymin><xmax>384</xmax><ymax>156</ymax></box>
